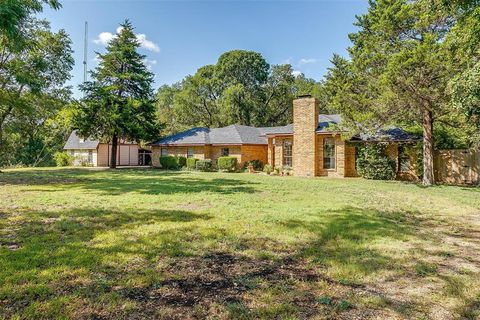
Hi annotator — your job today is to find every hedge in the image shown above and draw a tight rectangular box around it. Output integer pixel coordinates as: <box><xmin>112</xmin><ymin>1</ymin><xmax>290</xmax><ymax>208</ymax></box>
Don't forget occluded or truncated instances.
<box><xmin>159</xmin><ymin>156</ymin><xmax>187</xmax><ymax>170</ymax></box>
<box><xmin>217</xmin><ymin>156</ymin><xmax>238</xmax><ymax>172</ymax></box>
<box><xmin>196</xmin><ymin>159</ymin><xmax>213</xmax><ymax>172</ymax></box>
<box><xmin>186</xmin><ymin>158</ymin><xmax>198</xmax><ymax>169</ymax></box>
<box><xmin>356</xmin><ymin>144</ymin><xmax>396</xmax><ymax>180</ymax></box>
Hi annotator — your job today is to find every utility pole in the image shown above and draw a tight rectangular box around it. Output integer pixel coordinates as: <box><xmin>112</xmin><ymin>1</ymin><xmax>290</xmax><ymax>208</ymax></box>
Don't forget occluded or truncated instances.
<box><xmin>83</xmin><ymin>21</ymin><xmax>88</xmax><ymax>84</ymax></box>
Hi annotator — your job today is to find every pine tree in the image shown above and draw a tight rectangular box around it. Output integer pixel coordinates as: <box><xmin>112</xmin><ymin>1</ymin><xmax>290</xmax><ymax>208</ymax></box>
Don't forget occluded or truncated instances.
<box><xmin>76</xmin><ymin>20</ymin><xmax>159</xmax><ymax>168</ymax></box>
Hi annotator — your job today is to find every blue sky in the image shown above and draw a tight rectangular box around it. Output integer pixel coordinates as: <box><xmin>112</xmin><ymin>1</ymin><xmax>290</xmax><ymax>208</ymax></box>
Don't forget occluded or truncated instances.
<box><xmin>41</xmin><ymin>1</ymin><xmax>368</xmax><ymax>97</ymax></box>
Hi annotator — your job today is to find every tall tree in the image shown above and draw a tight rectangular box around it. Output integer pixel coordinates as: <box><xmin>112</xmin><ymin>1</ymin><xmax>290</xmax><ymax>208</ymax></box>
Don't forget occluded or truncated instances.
<box><xmin>326</xmin><ymin>0</ymin><xmax>466</xmax><ymax>185</ymax></box>
<box><xmin>0</xmin><ymin>18</ymin><xmax>73</xmax><ymax>166</ymax></box>
<box><xmin>216</xmin><ymin>50</ymin><xmax>270</xmax><ymax>126</ymax></box>
<box><xmin>173</xmin><ymin>65</ymin><xmax>224</xmax><ymax>128</ymax></box>
<box><xmin>76</xmin><ymin>20</ymin><xmax>159</xmax><ymax>169</ymax></box>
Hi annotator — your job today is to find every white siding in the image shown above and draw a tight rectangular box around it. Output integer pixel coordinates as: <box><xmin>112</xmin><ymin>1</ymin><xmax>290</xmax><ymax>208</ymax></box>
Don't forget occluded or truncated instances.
<box><xmin>70</xmin><ymin>149</ymin><xmax>97</xmax><ymax>166</ymax></box>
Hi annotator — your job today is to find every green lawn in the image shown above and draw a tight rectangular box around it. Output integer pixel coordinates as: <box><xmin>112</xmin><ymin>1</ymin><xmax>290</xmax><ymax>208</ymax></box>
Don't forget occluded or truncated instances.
<box><xmin>1</xmin><ymin>168</ymin><xmax>479</xmax><ymax>319</ymax></box>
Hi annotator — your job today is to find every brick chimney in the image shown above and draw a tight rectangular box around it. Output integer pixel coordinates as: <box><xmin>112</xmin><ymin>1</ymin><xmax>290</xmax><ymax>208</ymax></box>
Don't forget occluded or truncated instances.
<box><xmin>293</xmin><ymin>95</ymin><xmax>319</xmax><ymax>177</ymax></box>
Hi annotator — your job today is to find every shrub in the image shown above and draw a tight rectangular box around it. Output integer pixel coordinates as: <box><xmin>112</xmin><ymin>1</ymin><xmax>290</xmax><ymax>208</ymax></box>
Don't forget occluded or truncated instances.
<box><xmin>217</xmin><ymin>156</ymin><xmax>238</xmax><ymax>172</ymax></box>
<box><xmin>244</xmin><ymin>159</ymin><xmax>263</xmax><ymax>171</ymax></box>
<box><xmin>196</xmin><ymin>159</ymin><xmax>213</xmax><ymax>172</ymax></box>
<box><xmin>176</xmin><ymin>156</ymin><xmax>187</xmax><ymax>168</ymax></box>
<box><xmin>263</xmin><ymin>164</ymin><xmax>274</xmax><ymax>174</ymax></box>
<box><xmin>186</xmin><ymin>157</ymin><xmax>198</xmax><ymax>169</ymax></box>
<box><xmin>356</xmin><ymin>144</ymin><xmax>396</xmax><ymax>180</ymax></box>
<box><xmin>54</xmin><ymin>152</ymin><xmax>74</xmax><ymax>167</ymax></box>
<box><xmin>160</xmin><ymin>156</ymin><xmax>178</xmax><ymax>170</ymax></box>
<box><xmin>159</xmin><ymin>156</ymin><xmax>187</xmax><ymax>170</ymax></box>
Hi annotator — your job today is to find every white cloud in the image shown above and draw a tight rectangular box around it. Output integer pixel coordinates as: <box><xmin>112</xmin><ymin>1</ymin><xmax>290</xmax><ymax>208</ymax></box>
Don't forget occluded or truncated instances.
<box><xmin>94</xmin><ymin>27</ymin><xmax>160</xmax><ymax>53</ymax></box>
<box><xmin>136</xmin><ymin>33</ymin><xmax>160</xmax><ymax>52</ymax></box>
<box><xmin>292</xmin><ymin>70</ymin><xmax>303</xmax><ymax>77</ymax></box>
<box><xmin>93</xmin><ymin>32</ymin><xmax>115</xmax><ymax>46</ymax></box>
<box><xmin>298</xmin><ymin>58</ymin><xmax>317</xmax><ymax>66</ymax></box>
<box><xmin>143</xmin><ymin>58</ymin><xmax>157</xmax><ymax>70</ymax></box>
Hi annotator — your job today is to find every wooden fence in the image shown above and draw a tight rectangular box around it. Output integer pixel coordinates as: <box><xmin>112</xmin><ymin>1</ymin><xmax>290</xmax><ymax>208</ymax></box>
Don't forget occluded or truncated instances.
<box><xmin>434</xmin><ymin>149</ymin><xmax>480</xmax><ymax>185</ymax></box>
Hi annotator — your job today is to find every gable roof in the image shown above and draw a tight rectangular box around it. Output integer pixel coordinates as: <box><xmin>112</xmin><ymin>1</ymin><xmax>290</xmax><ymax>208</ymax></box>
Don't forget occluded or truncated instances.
<box><xmin>150</xmin><ymin>114</ymin><xmax>419</xmax><ymax>146</ymax></box>
<box><xmin>63</xmin><ymin>130</ymin><xmax>99</xmax><ymax>150</ymax></box>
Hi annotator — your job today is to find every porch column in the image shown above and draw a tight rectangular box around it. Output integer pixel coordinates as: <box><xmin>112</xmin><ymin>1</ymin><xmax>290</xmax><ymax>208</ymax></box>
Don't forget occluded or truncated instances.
<box><xmin>268</xmin><ymin>137</ymin><xmax>275</xmax><ymax>167</ymax></box>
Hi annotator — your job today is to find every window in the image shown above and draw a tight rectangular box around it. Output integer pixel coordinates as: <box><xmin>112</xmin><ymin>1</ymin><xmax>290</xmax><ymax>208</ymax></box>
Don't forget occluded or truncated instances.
<box><xmin>283</xmin><ymin>140</ymin><xmax>292</xmax><ymax>167</ymax></box>
<box><xmin>398</xmin><ymin>146</ymin><xmax>411</xmax><ymax>172</ymax></box>
<box><xmin>79</xmin><ymin>138</ymin><xmax>85</xmax><ymax>143</ymax></box>
<box><xmin>323</xmin><ymin>137</ymin><xmax>336</xmax><ymax>169</ymax></box>
<box><xmin>161</xmin><ymin>148</ymin><xmax>168</xmax><ymax>157</ymax></box>
<box><xmin>187</xmin><ymin>147</ymin><xmax>194</xmax><ymax>158</ymax></box>
<box><xmin>70</xmin><ymin>150</ymin><xmax>74</xmax><ymax>156</ymax></box>
<box><xmin>222</xmin><ymin>148</ymin><xmax>229</xmax><ymax>156</ymax></box>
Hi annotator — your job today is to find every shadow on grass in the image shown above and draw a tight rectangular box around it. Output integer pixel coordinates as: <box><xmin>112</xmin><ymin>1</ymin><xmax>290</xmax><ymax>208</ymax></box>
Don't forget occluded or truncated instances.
<box><xmin>0</xmin><ymin>206</ymin><xmax>213</xmax><ymax>315</ymax></box>
<box><xmin>282</xmin><ymin>207</ymin><xmax>413</xmax><ymax>276</ymax></box>
<box><xmin>278</xmin><ymin>207</ymin><xmax>427</xmax><ymax>317</ymax></box>
<box><xmin>0</xmin><ymin>205</ymin><xmax>421</xmax><ymax>318</ymax></box>
<box><xmin>0</xmin><ymin>168</ymin><xmax>259</xmax><ymax>195</ymax></box>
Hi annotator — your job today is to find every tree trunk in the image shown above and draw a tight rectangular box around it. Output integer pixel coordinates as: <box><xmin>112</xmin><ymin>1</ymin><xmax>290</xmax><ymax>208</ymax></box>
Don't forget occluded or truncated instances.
<box><xmin>110</xmin><ymin>133</ymin><xmax>118</xmax><ymax>169</ymax></box>
<box><xmin>422</xmin><ymin>108</ymin><xmax>435</xmax><ymax>186</ymax></box>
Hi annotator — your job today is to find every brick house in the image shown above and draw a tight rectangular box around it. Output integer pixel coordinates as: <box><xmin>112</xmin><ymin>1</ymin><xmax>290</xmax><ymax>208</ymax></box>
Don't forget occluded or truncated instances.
<box><xmin>150</xmin><ymin>96</ymin><xmax>419</xmax><ymax>179</ymax></box>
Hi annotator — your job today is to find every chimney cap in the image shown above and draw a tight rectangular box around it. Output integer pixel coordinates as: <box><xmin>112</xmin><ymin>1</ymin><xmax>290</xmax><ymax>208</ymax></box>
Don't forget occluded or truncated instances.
<box><xmin>297</xmin><ymin>94</ymin><xmax>312</xmax><ymax>99</ymax></box>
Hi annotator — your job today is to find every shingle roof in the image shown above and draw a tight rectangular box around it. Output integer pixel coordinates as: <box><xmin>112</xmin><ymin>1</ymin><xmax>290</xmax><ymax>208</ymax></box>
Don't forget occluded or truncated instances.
<box><xmin>63</xmin><ymin>130</ymin><xmax>99</xmax><ymax>150</ymax></box>
<box><xmin>150</xmin><ymin>114</ymin><xmax>419</xmax><ymax>146</ymax></box>
<box><xmin>152</xmin><ymin>127</ymin><xmax>210</xmax><ymax>145</ymax></box>
<box><xmin>150</xmin><ymin>125</ymin><xmax>268</xmax><ymax>146</ymax></box>
<box><xmin>317</xmin><ymin>114</ymin><xmax>342</xmax><ymax>132</ymax></box>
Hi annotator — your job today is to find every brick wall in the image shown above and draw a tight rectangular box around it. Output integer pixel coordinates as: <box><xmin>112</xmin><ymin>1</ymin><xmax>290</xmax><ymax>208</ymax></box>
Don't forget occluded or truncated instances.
<box><xmin>152</xmin><ymin>147</ymin><xmax>160</xmax><ymax>167</ymax></box>
<box><xmin>344</xmin><ymin>143</ymin><xmax>358</xmax><ymax>177</ymax></box>
<box><xmin>241</xmin><ymin>145</ymin><xmax>268</xmax><ymax>167</ymax></box>
<box><xmin>292</xmin><ymin>97</ymin><xmax>319</xmax><ymax>177</ymax></box>
<box><xmin>210</xmin><ymin>146</ymin><xmax>242</xmax><ymax>166</ymax></box>
<box><xmin>267</xmin><ymin>138</ymin><xmax>274</xmax><ymax>166</ymax></box>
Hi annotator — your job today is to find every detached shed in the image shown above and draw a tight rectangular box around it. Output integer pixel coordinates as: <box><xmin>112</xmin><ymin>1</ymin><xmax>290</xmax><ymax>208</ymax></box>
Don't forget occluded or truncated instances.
<box><xmin>63</xmin><ymin>131</ymin><xmax>140</xmax><ymax>167</ymax></box>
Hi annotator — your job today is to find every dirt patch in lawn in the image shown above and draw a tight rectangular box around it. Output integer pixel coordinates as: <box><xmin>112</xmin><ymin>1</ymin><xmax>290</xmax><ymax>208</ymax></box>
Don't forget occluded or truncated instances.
<box><xmin>102</xmin><ymin>252</ymin><xmax>409</xmax><ymax>319</ymax></box>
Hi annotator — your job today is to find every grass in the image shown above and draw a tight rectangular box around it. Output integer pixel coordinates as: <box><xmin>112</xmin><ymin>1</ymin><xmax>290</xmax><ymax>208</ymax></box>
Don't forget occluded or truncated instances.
<box><xmin>0</xmin><ymin>167</ymin><xmax>480</xmax><ymax>319</ymax></box>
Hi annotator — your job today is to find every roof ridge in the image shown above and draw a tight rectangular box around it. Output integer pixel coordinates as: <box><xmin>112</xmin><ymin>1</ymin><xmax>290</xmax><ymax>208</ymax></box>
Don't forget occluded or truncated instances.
<box><xmin>232</xmin><ymin>124</ymin><xmax>245</xmax><ymax>143</ymax></box>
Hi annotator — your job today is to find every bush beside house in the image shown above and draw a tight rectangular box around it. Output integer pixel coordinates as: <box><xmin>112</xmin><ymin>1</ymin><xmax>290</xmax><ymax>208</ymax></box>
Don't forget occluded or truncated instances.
<box><xmin>217</xmin><ymin>156</ymin><xmax>238</xmax><ymax>172</ymax></box>
<box><xmin>196</xmin><ymin>159</ymin><xmax>213</xmax><ymax>171</ymax></box>
<box><xmin>244</xmin><ymin>160</ymin><xmax>263</xmax><ymax>171</ymax></box>
<box><xmin>186</xmin><ymin>158</ymin><xmax>198</xmax><ymax>169</ymax></box>
<box><xmin>54</xmin><ymin>152</ymin><xmax>74</xmax><ymax>167</ymax></box>
<box><xmin>356</xmin><ymin>144</ymin><xmax>396</xmax><ymax>180</ymax></box>
<box><xmin>160</xmin><ymin>156</ymin><xmax>186</xmax><ymax>170</ymax></box>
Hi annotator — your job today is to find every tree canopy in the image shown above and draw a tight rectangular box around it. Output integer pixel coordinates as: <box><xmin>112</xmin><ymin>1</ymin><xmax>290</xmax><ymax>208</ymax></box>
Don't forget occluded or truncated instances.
<box><xmin>0</xmin><ymin>0</ymin><xmax>61</xmax><ymax>49</ymax></box>
<box><xmin>0</xmin><ymin>18</ymin><xmax>74</xmax><ymax>167</ymax></box>
<box><xmin>156</xmin><ymin>50</ymin><xmax>323</xmax><ymax>134</ymax></box>
<box><xmin>75</xmin><ymin>20</ymin><xmax>159</xmax><ymax>168</ymax></box>
<box><xmin>324</xmin><ymin>0</ymin><xmax>480</xmax><ymax>185</ymax></box>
